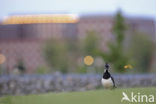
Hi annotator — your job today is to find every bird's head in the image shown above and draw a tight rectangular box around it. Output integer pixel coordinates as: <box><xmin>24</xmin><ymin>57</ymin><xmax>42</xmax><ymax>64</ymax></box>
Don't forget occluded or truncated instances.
<box><xmin>105</xmin><ymin>62</ymin><xmax>109</xmax><ymax>70</ymax></box>
<box><xmin>103</xmin><ymin>63</ymin><xmax>111</xmax><ymax>79</ymax></box>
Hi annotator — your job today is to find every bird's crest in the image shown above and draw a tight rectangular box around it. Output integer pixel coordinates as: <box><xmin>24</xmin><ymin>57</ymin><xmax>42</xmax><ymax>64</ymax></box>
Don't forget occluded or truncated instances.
<box><xmin>105</xmin><ymin>63</ymin><xmax>109</xmax><ymax>70</ymax></box>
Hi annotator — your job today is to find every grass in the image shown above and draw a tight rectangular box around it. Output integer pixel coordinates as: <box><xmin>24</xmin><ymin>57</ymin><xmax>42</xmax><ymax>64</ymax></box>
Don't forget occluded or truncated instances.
<box><xmin>0</xmin><ymin>87</ymin><xmax>156</xmax><ymax>104</ymax></box>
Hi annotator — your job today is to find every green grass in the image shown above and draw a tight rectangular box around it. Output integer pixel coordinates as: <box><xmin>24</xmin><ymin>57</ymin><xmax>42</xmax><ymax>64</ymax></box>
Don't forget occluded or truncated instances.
<box><xmin>0</xmin><ymin>87</ymin><xmax>156</xmax><ymax>104</ymax></box>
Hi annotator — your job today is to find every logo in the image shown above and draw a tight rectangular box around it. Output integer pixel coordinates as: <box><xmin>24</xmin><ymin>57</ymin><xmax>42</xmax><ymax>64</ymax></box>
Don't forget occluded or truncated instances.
<box><xmin>121</xmin><ymin>92</ymin><xmax>155</xmax><ymax>103</ymax></box>
<box><xmin>121</xmin><ymin>92</ymin><xmax>131</xmax><ymax>102</ymax></box>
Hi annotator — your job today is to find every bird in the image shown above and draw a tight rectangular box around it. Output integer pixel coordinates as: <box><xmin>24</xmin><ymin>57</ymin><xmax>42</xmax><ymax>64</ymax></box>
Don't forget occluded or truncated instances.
<box><xmin>101</xmin><ymin>63</ymin><xmax>116</xmax><ymax>89</ymax></box>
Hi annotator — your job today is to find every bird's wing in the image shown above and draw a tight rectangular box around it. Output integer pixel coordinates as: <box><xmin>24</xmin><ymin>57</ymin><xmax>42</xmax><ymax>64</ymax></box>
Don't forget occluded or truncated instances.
<box><xmin>111</xmin><ymin>76</ymin><xmax>116</xmax><ymax>88</ymax></box>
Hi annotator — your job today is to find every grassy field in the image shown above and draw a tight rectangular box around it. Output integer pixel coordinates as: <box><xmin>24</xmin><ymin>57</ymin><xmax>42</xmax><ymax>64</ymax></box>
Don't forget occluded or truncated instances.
<box><xmin>0</xmin><ymin>87</ymin><xmax>156</xmax><ymax>104</ymax></box>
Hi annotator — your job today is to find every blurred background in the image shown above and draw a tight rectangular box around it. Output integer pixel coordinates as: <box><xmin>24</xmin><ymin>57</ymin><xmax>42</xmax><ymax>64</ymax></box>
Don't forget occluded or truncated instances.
<box><xmin>0</xmin><ymin>0</ymin><xmax>156</xmax><ymax>96</ymax></box>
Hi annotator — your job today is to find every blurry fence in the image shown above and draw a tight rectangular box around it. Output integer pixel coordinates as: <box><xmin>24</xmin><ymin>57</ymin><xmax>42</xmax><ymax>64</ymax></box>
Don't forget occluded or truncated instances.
<box><xmin>0</xmin><ymin>73</ymin><xmax>156</xmax><ymax>96</ymax></box>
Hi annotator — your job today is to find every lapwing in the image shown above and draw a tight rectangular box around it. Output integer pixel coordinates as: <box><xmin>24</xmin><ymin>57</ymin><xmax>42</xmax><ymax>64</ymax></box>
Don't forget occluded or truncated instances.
<box><xmin>101</xmin><ymin>63</ymin><xmax>116</xmax><ymax>89</ymax></box>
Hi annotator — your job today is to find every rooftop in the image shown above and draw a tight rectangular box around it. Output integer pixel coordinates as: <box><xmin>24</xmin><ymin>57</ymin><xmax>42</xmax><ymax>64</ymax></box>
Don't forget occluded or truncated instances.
<box><xmin>2</xmin><ymin>14</ymin><xmax>79</xmax><ymax>24</ymax></box>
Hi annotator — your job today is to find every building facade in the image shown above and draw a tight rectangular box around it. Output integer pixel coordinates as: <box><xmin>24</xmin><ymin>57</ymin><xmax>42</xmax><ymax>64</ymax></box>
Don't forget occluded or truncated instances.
<box><xmin>0</xmin><ymin>14</ymin><xmax>155</xmax><ymax>73</ymax></box>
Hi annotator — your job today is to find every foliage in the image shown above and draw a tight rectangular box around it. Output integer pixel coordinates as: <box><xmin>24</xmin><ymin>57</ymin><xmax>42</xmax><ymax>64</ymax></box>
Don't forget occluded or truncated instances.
<box><xmin>129</xmin><ymin>32</ymin><xmax>154</xmax><ymax>72</ymax></box>
<box><xmin>113</xmin><ymin>11</ymin><xmax>126</xmax><ymax>46</ymax></box>
<box><xmin>42</xmin><ymin>11</ymin><xmax>154</xmax><ymax>73</ymax></box>
<box><xmin>43</xmin><ymin>31</ymin><xmax>102</xmax><ymax>73</ymax></box>
<box><xmin>35</xmin><ymin>65</ymin><xmax>50</xmax><ymax>74</ymax></box>
<box><xmin>16</xmin><ymin>59</ymin><xmax>26</xmax><ymax>73</ymax></box>
<box><xmin>100</xmin><ymin>10</ymin><xmax>129</xmax><ymax>72</ymax></box>
<box><xmin>43</xmin><ymin>39</ymin><xmax>69</xmax><ymax>73</ymax></box>
<box><xmin>82</xmin><ymin>31</ymin><xmax>100</xmax><ymax>56</ymax></box>
<box><xmin>43</xmin><ymin>37</ymin><xmax>82</xmax><ymax>73</ymax></box>
<box><xmin>79</xmin><ymin>31</ymin><xmax>105</xmax><ymax>73</ymax></box>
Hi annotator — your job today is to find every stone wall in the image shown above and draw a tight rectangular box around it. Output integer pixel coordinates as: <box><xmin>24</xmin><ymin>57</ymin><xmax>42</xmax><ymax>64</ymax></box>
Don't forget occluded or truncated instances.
<box><xmin>0</xmin><ymin>73</ymin><xmax>156</xmax><ymax>96</ymax></box>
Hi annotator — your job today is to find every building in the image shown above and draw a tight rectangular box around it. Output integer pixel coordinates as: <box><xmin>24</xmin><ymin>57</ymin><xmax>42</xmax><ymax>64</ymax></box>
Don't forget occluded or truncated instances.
<box><xmin>0</xmin><ymin>14</ymin><xmax>155</xmax><ymax>73</ymax></box>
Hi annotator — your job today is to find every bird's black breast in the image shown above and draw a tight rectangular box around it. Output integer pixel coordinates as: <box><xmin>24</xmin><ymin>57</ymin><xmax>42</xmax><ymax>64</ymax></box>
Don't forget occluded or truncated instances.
<box><xmin>103</xmin><ymin>71</ymin><xmax>111</xmax><ymax>79</ymax></box>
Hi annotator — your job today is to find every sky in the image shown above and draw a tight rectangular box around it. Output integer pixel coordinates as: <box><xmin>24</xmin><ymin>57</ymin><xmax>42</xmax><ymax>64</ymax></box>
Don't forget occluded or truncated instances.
<box><xmin>0</xmin><ymin>0</ymin><xmax>156</xmax><ymax>20</ymax></box>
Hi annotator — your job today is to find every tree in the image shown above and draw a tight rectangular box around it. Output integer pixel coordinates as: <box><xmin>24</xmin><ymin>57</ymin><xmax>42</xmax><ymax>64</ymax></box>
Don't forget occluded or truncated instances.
<box><xmin>101</xmin><ymin>10</ymin><xmax>129</xmax><ymax>72</ymax></box>
<box><xmin>129</xmin><ymin>32</ymin><xmax>154</xmax><ymax>72</ymax></box>
<box><xmin>43</xmin><ymin>39</ymin><xmax>69</xmax><ymax>73</ymax></box>
<box><xmin>82</xmin><ymin>31</ymin><xmax>100</xmax><ymax>56</ymax></box>
<box><xmin>43</xmin><ymin>38</ymin><xmax>80</xmax><ymax>73</ymax></box>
